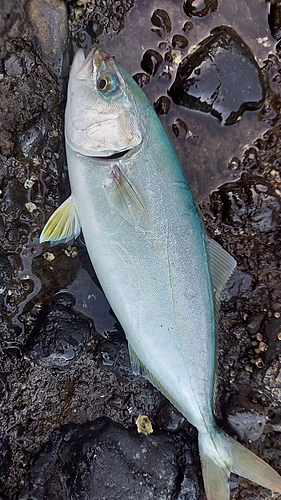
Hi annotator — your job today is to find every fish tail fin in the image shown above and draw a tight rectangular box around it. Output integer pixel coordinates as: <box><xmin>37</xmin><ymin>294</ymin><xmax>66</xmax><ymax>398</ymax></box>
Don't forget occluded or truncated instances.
<box><xmin>198</xmin><ymin>428</ymin><xmax>281</xmax><ymax>500</ymax></box>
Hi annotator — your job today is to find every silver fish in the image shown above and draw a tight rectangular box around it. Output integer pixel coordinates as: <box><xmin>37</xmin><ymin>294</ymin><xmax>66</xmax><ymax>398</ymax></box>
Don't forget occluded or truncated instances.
<box><xmin>41</xmin><ymin>48</ymin><xmax>281</xmax><ymax>499</ymax></box>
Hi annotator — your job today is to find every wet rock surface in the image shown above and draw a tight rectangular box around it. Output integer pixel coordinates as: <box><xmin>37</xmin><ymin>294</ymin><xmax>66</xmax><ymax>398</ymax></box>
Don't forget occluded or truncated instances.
<box><xmin>1</xmin><ymin>0</ymin><xmax>281</xmax><ymax>499</ymax></box>
<box><xmin>168</xmin><ymin>26</ymin><xmax>265</xmax><ymax>125</ymax></box>
<box><xmin>26</xmin><ymin>293</ymin><xmax>91</xmax><ymax>368</ymax></box>
<box><xmin>19</xmin><ymin>417</ymin><xmax>201</xmax><ymax>500</ymax></box>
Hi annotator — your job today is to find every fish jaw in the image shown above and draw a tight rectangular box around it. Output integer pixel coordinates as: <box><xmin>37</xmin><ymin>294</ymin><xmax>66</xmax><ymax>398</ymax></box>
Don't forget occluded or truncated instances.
<box><xmin>64</xmin><ymin>48</ymin><xmax>142</xmax><ymax>157</ymax></box>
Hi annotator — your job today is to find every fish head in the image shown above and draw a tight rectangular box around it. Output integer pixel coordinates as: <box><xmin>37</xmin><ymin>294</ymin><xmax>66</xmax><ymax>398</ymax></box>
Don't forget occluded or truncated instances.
<box><xmin>65</xmin><ymin>48</ymin><xmax>143</xmax><ymax>157</ymax></box>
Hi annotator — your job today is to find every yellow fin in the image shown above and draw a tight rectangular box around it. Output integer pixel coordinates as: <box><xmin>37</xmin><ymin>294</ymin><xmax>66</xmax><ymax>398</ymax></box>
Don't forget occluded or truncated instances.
<box><xmin>128</xmin><ymin>344</ymin><xmax>185</xmax><ymax>416</ymax></box>
<box><xmin>40</xmin><ymin>196</ymin><xmax>81</xmax><ymax>246</ymax></box>
<box><xmin>104</xmin><ymin>166</ymin><xmax>148</xmax><ymax>226</ymax></box>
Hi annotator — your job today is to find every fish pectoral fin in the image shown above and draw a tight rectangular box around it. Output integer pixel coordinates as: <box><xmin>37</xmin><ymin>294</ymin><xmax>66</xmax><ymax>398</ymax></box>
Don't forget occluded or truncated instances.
<box><xmin>40</xmin><ymin>196</ymin><xmax>81</xmax><ymax>246</ymax></box>
<box><xmin>206</xmin><ymin>236</ymin><xmax>237</xmax><ymax>323</ymax></box>
<box><xmin>104</xmin><ymin>166</ymin><xmax>148</xmax><ymax>227</ymax></box>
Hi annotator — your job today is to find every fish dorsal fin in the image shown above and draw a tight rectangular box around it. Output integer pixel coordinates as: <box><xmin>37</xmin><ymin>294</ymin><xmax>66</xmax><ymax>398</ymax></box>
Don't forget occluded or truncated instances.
<box><xmin>104</xmin><ymin>166</ymin><xmax>148</xmax><ymax>226</ymax></box>
<box><xmin>40</xmin><ymin>196</ymin><xmax>81</xmax><ymax>246</ymax></box>
<box><xmin>206</xmin><ymin>236</ymin><xmax>237</xmax><ymax>324</ymax></box>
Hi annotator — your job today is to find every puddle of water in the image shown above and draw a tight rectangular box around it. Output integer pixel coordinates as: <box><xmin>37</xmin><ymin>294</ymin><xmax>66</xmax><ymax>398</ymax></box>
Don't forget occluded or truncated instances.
<box><xmin>65</xmin><ymin>266</ymin><xmax>118</xmax><ymax>336</ymax></box>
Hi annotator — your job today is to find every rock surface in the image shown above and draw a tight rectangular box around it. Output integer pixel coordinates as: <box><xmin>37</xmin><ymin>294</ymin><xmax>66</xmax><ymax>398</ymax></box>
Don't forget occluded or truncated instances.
<box><xmin>168</xmin><ymin>26</ymin><xmax>265</xmax><ymax>125</ymax></box>
<box><xmin>1</xmin><ymin>1</ymin><xmax>281</xmax><ymax>499</ymax></box>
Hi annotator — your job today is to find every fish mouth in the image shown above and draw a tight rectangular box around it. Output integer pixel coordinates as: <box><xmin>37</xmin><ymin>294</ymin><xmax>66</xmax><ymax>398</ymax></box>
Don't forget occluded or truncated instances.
<box><xmin>89</xmin><ymin>149</ymin><xmax>130</xmax><ymax>161</ymax></box>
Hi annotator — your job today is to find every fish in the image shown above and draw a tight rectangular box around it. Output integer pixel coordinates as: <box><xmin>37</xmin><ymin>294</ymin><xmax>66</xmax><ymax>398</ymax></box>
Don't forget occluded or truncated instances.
<box><xmin>40</xmin><ymin>47</ymin><xmax>281</xmax><ymax>499</ymax></box>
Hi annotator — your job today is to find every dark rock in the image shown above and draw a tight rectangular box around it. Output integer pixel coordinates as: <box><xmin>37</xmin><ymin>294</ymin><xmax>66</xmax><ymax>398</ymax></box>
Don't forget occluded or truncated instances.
<box><xmin>25</xmin><ymin>0</ymin><xmax>68</xmax><ymax>80</ymax></box>
<box><xmin>247</xmin><ymin>312</ymin><xmax>266</xmax><ymax>335</ymax></box>
<box><xmin>263</xmin><ymin>355</ymin><xmax>281</xmax><ymax>403</ymax></box>
<box><xmin>182</xmin><ymin>21</ymin><xmax>194</xmax><ymax>33</ymax></box>
<box><xmin>27</xmin><ymin>296</ymin><xmax>91</xmax><ymax>368</ymax></box>
<box><xmin>210</xmin><ymin>175</ymin><xmax>281</xmax><ymax>232</ymax></box>
<box><xmin>0</xmin><ymin>253</ymin><xmax>12</xmax><ymax>309</ymax></box>
<box><xmin>268</xmin><ymin>0</ymin><xmax>281</xmax><ymax>41</ymax></box>
<box><xmin>4</xmin><ymin>53</ymin><xmax>23</xmax><ymax>77</ymax></box>
<box><xmin>226</xmin><ymin>394</ymin><xmax>267</xmax><ymax>442</ymax></box>
<box><xmin>19</xmin><ymin>418</ymin><xmax>181</xmax><ymax>500</ymax></box>
<box><xmin>155</xmin><ymin>402</ymin><xmax>185</xmax><ymax>431</ymax></box>
<box><xmin>132</xmin><ymin>72</ymin><xmax>150</xmax><ymax>87</ymax></box>
<box><xmin>183</xmin><ymin>0</ymin><xmax>218</xmax><ymax>18</ymax></box>
<box><xmin>0</xmin><ymin>0</ymin><xmax>24</xmax><ymax>37</ymax></box>
<box><xmin>69</xmin><ymin>0</ymin><xmax>135</xmax><ymax>42</ymax></box>
<box><xmin>17</xmin><ymin>115</ymin><xmax>52</xmax><ymax>158</ymax></box>
<box><xmin>140</xmin><ymin>49</ymin><xmax>163</xmax><ymax>76</ymax></box>
<box><xmin>264</xmin><ymin>316</ymin><xmax>281</xmax><ymax>365</ymax></box>
<box><xmin>151</xmin><ymin>9</ymin><xmax>171</xmax><ymax>37</ymax></box>
<box><xmin>0</xmin><ymin>435</ymin><xmax>11</xmax><ymax>490</ymax></box>
<box><xmin>171</xmin><ymin>34</ymin><xmax>188</xmax><ymax>49</ymax></box>
<box><xmin>154</xmin><ymin>96</ymin><xmax>171</xmax><ymax>115</ymax></box>
<box><xmin>168</xmin><ymin>26</ymin><xmax>265</xmax><ymax>125</ymax></box>
<box><xmin>171</xmin><ymin>118</ymin><xmax>189</xmax><ymax>139</ymax></box>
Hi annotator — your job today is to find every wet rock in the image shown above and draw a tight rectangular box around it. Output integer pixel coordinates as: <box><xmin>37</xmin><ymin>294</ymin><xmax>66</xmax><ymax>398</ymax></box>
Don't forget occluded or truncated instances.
<box><xmin>69</xmin><ymin>0</ymin><xmax>134</xmax><ymax>42</ymax></box>
<box><xmin>132</xmin><ymin>72</ymin><xmax>150</xmax><ymax>87</ymax></box>
<box><xmin>25</xmin><ymin>0</ymin><xmax>68</xmax><ymax>79</ymax></box>
<box><xmin>154</xmin><ymin>96</ymin><xmax>171</xmax><ymax>115</ymax></box>
<box><xmin>0</xmin><ymin>253</ymin><xmax>12</xmax><ymax>309</ymax></box>
<box><xmin>151</xmin><ymin>9</ymin><xmax>171</xmax><ymax>37</ymax></box>
<box><xmin>0</xmin><ymin>0</ymin><xmax>24</xmax><ymax>37</ymax></box>
<box><xmin>183</xmin><ymin>0</ymin><xmax>218</xmax><ymax>18</ymax></box>
<box><xmin>141</xmin><ymin>49</ymin><xmax>163</xmax><ymax>76</ymax></box>
<box><xmin>259</xmin><ymin>54</ymin><xmax>281</xmax><ymax>127</ymax></box>
<box><xmin>96</xmin><ymin>339</ymin><xmax>118</xmax><ymax>367</ymax></box>
<box><xmin>268</xmin><ymin>0</ymin><xmax>281</xmax><ymax>41</ymax></box>
<box><xmin>210</xmin><ymin>174</ymin><xmax>281</xmax><ymax>232</ymax></box>
<box><xmin>171</xmin><ymin>118</ymin><xmax>189</xmax><ymax>140</ymax></box>
<box><xmin>264</xmin><ymin>316</ymin><xmax>281</xmax><ymax>364</ymax></box>
<box><xmin>19</xmin><ymin>417</ymin><xmax>180</xmax><ymax>500</ymax></box>
<box><xmin>17</xmin><ymin>115</ymin><xmax>52</xmax><ymax>158</ymax></box>
<box><xmin>171</xmin><ymin>34</ymin><xmax>188</xmax><ymax>49</ymax></box>
<box><xmin>263</xmin><ymin>354</ymin><xmax>281</xmax><ymax>403</ymax></box>
<box><xmin>0</xmin><ymin>435</ymin><xmax>11</xmax><ymax>490</ymax></box>
<box><xmin>4</xmin><ymin>53</ymin><xmax>23</xmax><ymax>77</ymax></box>
<box><xmin>155</xmin><ymin>402</ymin><xmax>185</xmax><ymax>431</ymax></box>
<box><xmin>27</xmin><ymin>295</ymin><xmax>91</xmax><ymax>368</ymax></box>
<box><xmin>226</xmin><ymin>394</ymin><xmax>267</xmax><ymax>442</ymax></box>
<box><xmin>246</xmin><ymin>312</ymin><xmax>266</xmax><ymax>335</ymax></box>
<box><xmin>168</xmin><ymin>26</ymin><xmax>265</xmax><ymax>125</ymax></box>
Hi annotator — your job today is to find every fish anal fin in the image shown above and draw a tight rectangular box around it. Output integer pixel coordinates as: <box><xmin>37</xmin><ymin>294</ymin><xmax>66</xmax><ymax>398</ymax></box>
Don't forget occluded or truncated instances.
<box><xmin>128</xmin><ymin>343</ymin><xmax>185</xmax><ymax>416</ymax></box>
<box><xmin>40</xmin><ymin>196</ymin><xmax>81</xmax><ymax>246</ymax></box>
<box><xmin>104</xmin><ymin>166</ymin><xmax>148</xmax><ymax>227</ymax></box>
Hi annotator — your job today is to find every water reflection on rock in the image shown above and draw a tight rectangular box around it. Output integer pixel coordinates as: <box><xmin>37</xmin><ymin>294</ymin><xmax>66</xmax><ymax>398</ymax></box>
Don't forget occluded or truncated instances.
<box><xmin>169</xmin><ymin>26</ymin><xmax>265</xmax><ymax>125</ymax></box>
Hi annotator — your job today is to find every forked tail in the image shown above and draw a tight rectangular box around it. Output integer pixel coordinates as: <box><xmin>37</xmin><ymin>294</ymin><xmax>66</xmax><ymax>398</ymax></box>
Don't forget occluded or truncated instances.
<box><xmin>198</xmin><ymin>428</ymin><xmax>281</xmax><ymax>500</ymax></box>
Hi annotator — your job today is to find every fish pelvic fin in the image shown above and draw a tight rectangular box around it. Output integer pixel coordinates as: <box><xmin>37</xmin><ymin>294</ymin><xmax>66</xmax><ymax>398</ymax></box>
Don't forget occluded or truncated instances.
<box><xmin>40</xmin><ymin>196</ymin><xmax>81</xmax><ymax>246</ymax></box>
<box><xmin>198</xmin><ymin>428</ymin><xmax>281</xmax><ymax>500</ymax></box>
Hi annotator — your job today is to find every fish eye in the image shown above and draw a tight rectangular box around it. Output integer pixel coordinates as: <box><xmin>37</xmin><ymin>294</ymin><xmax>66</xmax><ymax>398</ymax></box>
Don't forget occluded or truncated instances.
<box><xmin>97</xmin><ymin>73</ymin><xmax>119</xmax><ymax>93</ymax></box>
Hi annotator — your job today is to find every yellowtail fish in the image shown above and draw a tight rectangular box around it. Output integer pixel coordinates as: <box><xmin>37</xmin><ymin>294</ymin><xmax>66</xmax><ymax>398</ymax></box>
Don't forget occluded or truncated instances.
<box><xmin>40</xmin><ymin>48</ymin><xmax>281</xmax><ymax>499</ymax></box>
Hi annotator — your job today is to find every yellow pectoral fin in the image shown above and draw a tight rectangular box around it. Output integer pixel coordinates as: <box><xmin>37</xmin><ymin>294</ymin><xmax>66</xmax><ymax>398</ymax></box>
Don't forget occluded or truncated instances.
<box><xmin>40</xmin><ymin>196</ymin><xmax>81</xmax><ymax>246</ymax></box>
